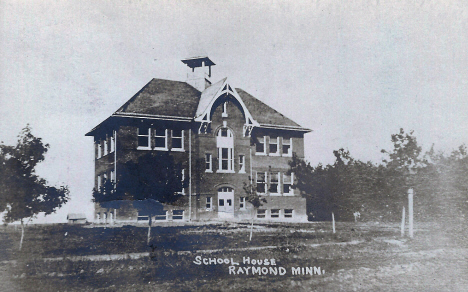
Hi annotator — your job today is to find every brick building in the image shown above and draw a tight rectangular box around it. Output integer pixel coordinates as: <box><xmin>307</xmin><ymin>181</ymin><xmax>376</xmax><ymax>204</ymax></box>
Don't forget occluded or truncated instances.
<box><xmin>86</xmin><ymin>57</ymin><xmax>311</xmax><ymax>223</ymax></box>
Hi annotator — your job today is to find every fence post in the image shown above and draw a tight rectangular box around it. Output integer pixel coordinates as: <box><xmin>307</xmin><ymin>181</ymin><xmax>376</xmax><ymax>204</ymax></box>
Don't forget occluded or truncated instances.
<box><xmin>401</xmin><ymin>206</ymin><xmax>405</xmax><ymax>237</ymax></box>
<box><xmin>332</xmin><ymin>212</ymin><xmax>336</xmax><ymax>234</ymax></box>
<box><xmin>408</xmin><ymin>188</ymin><xmax>413</xmax><ymax>238</ymax></box>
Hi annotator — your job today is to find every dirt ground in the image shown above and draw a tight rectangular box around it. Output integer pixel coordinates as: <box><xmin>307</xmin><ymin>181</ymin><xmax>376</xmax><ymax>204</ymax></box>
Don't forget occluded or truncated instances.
<box><xmin>1</xmin><ymin>221</ymin><xmax>467</xmax><ymax>291</ymax></box>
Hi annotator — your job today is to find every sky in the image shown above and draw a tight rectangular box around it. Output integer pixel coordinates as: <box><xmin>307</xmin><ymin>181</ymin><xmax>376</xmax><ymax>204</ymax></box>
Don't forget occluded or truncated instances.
<box><xmin>1</xmin><ymin>0</ymin><xmax>467</xmax><ymax>223</ymax></box>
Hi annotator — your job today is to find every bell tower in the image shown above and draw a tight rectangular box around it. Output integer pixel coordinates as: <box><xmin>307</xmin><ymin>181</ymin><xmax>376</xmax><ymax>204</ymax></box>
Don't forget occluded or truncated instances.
<box><xmin>181</xmin><ymin>56</ymin><xmax>215</xmax><ymax>92</ymax></box>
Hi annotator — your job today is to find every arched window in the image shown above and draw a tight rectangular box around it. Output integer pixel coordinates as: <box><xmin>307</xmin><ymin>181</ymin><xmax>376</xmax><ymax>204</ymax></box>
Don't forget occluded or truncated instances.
<box><xmin>217</xmin><ymin>128</ymin><xmax>234</xmax><ymax>172</ymax></box>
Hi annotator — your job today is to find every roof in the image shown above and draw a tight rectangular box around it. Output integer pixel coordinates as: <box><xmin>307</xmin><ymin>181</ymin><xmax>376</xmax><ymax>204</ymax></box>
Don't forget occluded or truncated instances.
<box><xmin>236</xmin><ymin>88</ymin><xmax>307</xmax><ymax>129</ymax></box>
<box><xmin>67</xmin><ymin>213</ymin><xmax>86</xmax><ymax>220</ymax></box>
<box><xmin>181</xmin><ymin>56</ymin><xmax>215</xmax><ymax>68</ymax></box>
<box><xmin>86</xmin><ymin>78</ymin><xmax>311</xmax><ymax>136</ymax></box>
<box><xmin>115</xmin><ymin>79</ymin><xmax>201</xmax><ymax>118</ymax></box>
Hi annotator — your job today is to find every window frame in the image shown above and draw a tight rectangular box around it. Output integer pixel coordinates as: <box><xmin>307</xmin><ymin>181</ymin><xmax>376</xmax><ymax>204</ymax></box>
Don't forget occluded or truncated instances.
<box><xmin>137</xmin><ymin>126</ymin><xmax>151</xmax><ymax>150</ymax></box>
<box><xmin>255</xmin><ymin>136</ymin><xmax>266</xmax><ymax>155</ymax></box>
<box><xmin>154</xmin><ymin>128</ymin><xmax>168</xmax><ymax>150</ymax></box>
<box><xmin>216</xmin><ymin>127</ymin><xmax>234</xmax><ymax>173</ymax></box>
<box><xmin>271</xmin><ymin>209</ymin><xmax>280</xmax><ymax>218</ymax></box>
<box><xmin>222</xmin><ymin>102</ymin><xmax>228</xmax><ymax>117</ymax></box>
<box><xmin>269</xmin><ymin>172</ymin><xmax>280</xmax><ymax>195</ymax></box>
<box><xmin>205</xmin><ymin>153</ymin><xmax>213</xmax><ymax>173</ymax></box>
<box><xmin>97</xmin><ymin>141</ymin><xmax>102</xmax><ymax>159</ymax></box>
<box><xmin>269</xmin><ymin>136</ymin><xmax>280</xmax><ymax>156</ymax></box>
<box><xmin>256</xmin><ymin>209</ymin><xmax>266</xmax><ymax>219</ymax></box>
<box><xmin>103</xmin><ymin>138</ymin><xmax>108</xmax><ymax>156</ymax></box>
<box><xmin>239</xmin><ymin>197</ymin><xmax>246</xmax><ymax>209</ymax></box>
<box><xmin>239</xmin><ymin>154</ymin><xmax>246</xmax><ymax>173</ymax></box>
<box><xmin>283</xmin><ymin>172</ymin><xmax>294</xmax><ymax>196</ymax></box>
<box><xmin>284</xmin><ymin>209</ymin><xmax>294</xmax><ymax>218</ymax></box>
<box><xmin>206</xmin><ymin>197</ymin><xmax>212</xmax><ymax>210</ymax></box>
<box><xmin>256</xmin><ymin>171</ymin><xmax>267</xmax><ymax>194</ymax></box>
<box><xmin>110</xmin><ymin>135</ymin><xmax>115</xmax><ymax>153</ymax></box>
<box><xmin>282</xmin><ymin>137</ymin><xmax>292</xmax><ymax>157</ymax></box>
<box><xmin>171</xmin><ymin>129</ymin><xmax>184</xmax><ymax>151</ymax></box>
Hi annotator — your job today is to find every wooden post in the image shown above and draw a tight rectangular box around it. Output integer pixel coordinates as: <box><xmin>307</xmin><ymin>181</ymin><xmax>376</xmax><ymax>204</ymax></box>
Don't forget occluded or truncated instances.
<box><xmin>332</xmin><ymin>212</ymin><xmax>336</xmax><ymax>234</ymax></box>
<box><xmin>408</xmin><ymin>188</ymin><xmax>413</xmax><ymax>238</ymax></box>
<box><xmin>401</xmin><ymin>207</ymin><xmax>405</xmax><ymax>237</ymax></box>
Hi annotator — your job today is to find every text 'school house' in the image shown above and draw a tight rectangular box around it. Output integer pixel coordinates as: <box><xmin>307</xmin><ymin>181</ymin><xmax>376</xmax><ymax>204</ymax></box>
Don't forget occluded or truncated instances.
<box><xmin>86</xmin><ymin>57</ymin><xmax>312</xmax><ymax>223</ymax></box>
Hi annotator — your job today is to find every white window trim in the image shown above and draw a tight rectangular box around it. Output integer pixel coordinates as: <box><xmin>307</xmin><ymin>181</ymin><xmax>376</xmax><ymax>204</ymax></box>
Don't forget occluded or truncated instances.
<box><xmin>222</xmin><ymin>102</ymin><xmax>228</xmax><ymax>117</ymax></box>
<box><xmin>206</xmin><ymin>197</ymin><xmax>212</xmax><ymax>210</ymax></box>
<box><xmin>103</xmin><ymin>138</ymin><xmax>108</xmax><ymax>156</ymax></box>
<box><xmin>171</xmin><ymin>129</ymin><xmax>185</xmax><ymax>151</ymax></box>
<box><xmin>239</xmin><ymin>197</ymin><xmax>246</xmax><ymax>210</ymax></box>
<box><xmin>283</xmin><ymin>172</ymin><xmax>294</xmax><ymax>196</ymax></box>
<box><xmin>239</xmin><ymin>154</ymin><xmax>246</xmax><ymax>173</ymax></box>
<box><xmin>282</xmin><ymin>137</ymin><xmax>293</xmax><ymax>157</ymax></box>
<box><xmin>270</xmin><ymin>172</ymin><xmax>281</xmax><ymax>196</ymax></box>
<box><xmin>270</xmin><ymin>209</ymin><xmax>281</xmax><ymax>218</ymax></box>
<box><xmin>205</xmin><ymin>153</ymin><xmax>213</xmax><ymax>173</ymax></box>
<box><xmin>256</xmin><ymin>171</ymin><xmax>267</xmax><ymax>195</ymax></box>
<box><xmin>97</xmin><ymin>175</ymin><xmax>102</xmax><ymax>190</ymax></box>
<box><xmin>284</xmin><ymin>209</ymin><xmax>294</xmax><ymax>218</ymax></box>
<box><xmin>256</xmin><ymin>209</ymin><xmax>267</xmax><ymax>219</ymax></box>
<box><xmin>137</xmin><ymin>127</ymin><xmax>151</xmax><ymax>150</ymax></box>
<box><xmin>269</xmin><ymin>137</ymin><xmax>280</xmax><ymax>156</ymax></box>
<box><xmin>154</xmin><ymin>128</ymin><xmax>168</xmax><ymax>151</ymax></box>
<box><xmin>255</xmin><ymin>136</ymin><xmax>266</xmax><ymax>156</ymax></box>
<box><xmin>218</xmin><ymin>147</ymin><xmax>234</xmax><ymax>172</ymax></box>
<box><xmin>110</xmin><ymin>135</ymin><xmax>115</xmax><ymax>153</ymax></box>
<box><xmin>97</xmin><ymin>142</ymin><xmax>102</xmax><ymax>159</ymax></box>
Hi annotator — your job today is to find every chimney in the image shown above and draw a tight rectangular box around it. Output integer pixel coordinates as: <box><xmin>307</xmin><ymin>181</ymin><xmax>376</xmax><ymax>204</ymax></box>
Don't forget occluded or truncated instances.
<box><xmin>181</xmin><ymin>56</ymin><xmax>215</xmax><ymax>92</ymax></box>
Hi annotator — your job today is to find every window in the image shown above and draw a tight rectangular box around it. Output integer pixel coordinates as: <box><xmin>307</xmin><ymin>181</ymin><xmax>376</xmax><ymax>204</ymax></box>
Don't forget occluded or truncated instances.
<box><xmin>222</xmin><ymin>102</ymin><xmax>228</xmax><ymax>117</ymax></box>
<box><xmin>257</xmin><ymin>209</ymin><xmax>266</xmax><ymax>218</ymax></box>
<box><xmin>171</xmin><ymin>130</ymin><xmax>184</xmax><ymax>150</ymax></box>
<box><xmin>239</xmin><ymin>155</ymin><xmax>245</xmax><ymax>173</ymax></box>
<box><xmin>282</xmin><ymin>138</ymin><xmax>292</xmax><ymax>156</ymax></box>
<box><xmin>206</xmin><ymin>197</ymin><xmax>212</xmax><ymax>210</ymax></box>
<box><xmin>284</xmin><ymin>209</ymin><xmax>293</xmax><ymax>218</ymax></box>
<box><xmin>137</xmin><ymin>214</ymin><xmax>149</xmax><ymax>221</ymax></box>
<box><xmin>97</xmin><ymin>142</ymin><xmax>102</xmax><ymax>159</ymax></box>
<box><xmin>205</xmin><ymin>153</ymin><xmax>212</xmax><ymax>172</ymax></box>
<box><xmin>155</xmin><ymin>128</ymin><xmax>167</xmax><ymax>149</ymax></box>
<box><xmin>217</xmin><ymin>128</ymin><xmax>234</xmax><ymax>172</ymax></box>
<box><xmin>97</xmin><ymin>175</ymin><xmax>102</xmax><ymax>190</ymax></box>
<box><xmin>269</xmin><ymin>136</ymin><xmax>279</xmax><ymax>155</ymax></box>
<box><xmin>283</xmin><ymin>173</ymin><xmax>294</xmax><ymax>195</ymax></box>
<box><xmin>256</xmin><ymin>136</ymin><xmax>265</xmax><ymax>155</ymax></box>
<box><xmin>270</xmin><ymin>173</ymin><xmax>279</xmax><ymax>195</ymax></box>
<box><xmin>240</xmin><ymin>197</ymin><xmax>246</xmax><ymax>209</ymax></box>
<box><xmin>172</xmin><ymin>210</ymin><xmax>184</xmax><ymax>220</ymax></box>
<box><xmin>256</xmin><ymin>172</ymin><xmax>267</xmax><ymax>194</ymax></box>
<box><xmin>110</xmin><ymin>135</ymin><xmax>115</xmax><ymax>153</ymax></box>
<box><xmin>103</xmin><ymin>139</ymin><xmax>108</xmax><ymax>156</ymax></box>
<box><xmin>154</xmin><ymin>211</ymin><xmax>168</xmax><ymax>221</ymax></box>
<box><xmin>178</xmin><ymin>169</ymin><xmax>185</xmax><ymax>195</ymax></box>
<box><xmin>138</xmin><ymin>126</ymin><xmax>150</xmax><ymax>149</ymax></box>
<box><xmin>271</xmin><ymin>209</ymin><xmax>280</xmax><ymax>218</ymax></box>
<box><xmin>110</xmin><ymin>170</ymin><xmax>115</xmax><ymax>182</ymax></box>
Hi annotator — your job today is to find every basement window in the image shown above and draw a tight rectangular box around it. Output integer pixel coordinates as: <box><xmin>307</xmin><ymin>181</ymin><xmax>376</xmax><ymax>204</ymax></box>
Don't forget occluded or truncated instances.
<box><xmin>284</xmin><ymin>209</ymin><xmax>293</xmax><ymax>218</ymax></box>
<box><xmin>271</xmin><ymin>209</ymin><xmax>280</xmax><ymax>218</ymax></box>
<box><xmin>172</xmin><ymin>210</ymin><xmax>184</xmax><ymax>220</ymax></box>
<box><xmin>257</xmin><ymin>209</ymin><xmax>266</xmax><ymax>219</ymax></box>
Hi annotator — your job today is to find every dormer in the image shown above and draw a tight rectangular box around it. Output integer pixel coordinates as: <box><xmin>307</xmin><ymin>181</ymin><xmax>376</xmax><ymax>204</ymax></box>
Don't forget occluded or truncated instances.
<box><xmin>182</xmin><ymin>56</ymin><xmax>215</xmax><ymax>92</ymax></box>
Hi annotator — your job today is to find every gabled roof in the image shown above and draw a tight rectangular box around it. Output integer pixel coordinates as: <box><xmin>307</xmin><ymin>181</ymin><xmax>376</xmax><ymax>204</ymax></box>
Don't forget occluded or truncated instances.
<box><xmin>115</xmin><ymin>78</ymin><xmax>201</xmax><ymax>118</ymax></box>
<box><xmin>86</xmin><ymin>78</ymin><xmax>310</xmax><ymax>136</ymax></box>
<box><xmin>236</xmin><ymin>88</ymin><xmax>308</xmax><ymax>130</ymax></box>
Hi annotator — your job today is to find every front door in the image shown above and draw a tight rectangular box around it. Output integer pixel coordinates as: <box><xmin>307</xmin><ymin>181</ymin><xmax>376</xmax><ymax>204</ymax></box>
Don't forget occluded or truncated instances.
<box><xmin>218</xmin><ymin>187</ymin><xmax>234</xmax><ymax>218</ymax></box>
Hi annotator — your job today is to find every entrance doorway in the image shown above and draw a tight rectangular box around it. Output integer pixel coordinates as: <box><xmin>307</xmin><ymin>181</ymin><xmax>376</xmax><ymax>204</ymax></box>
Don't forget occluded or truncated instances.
<box><xmin>218</xmin><ymin>187</ymin><xmax>234</xmax><ymax>218</ymax></box>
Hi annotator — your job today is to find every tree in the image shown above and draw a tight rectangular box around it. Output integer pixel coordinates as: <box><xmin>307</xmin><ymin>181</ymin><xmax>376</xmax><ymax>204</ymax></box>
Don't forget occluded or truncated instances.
<box><xmin>243</xmin><ymin>181</ymin><xmax>267</xmax><ymax>241</ymax></box>
<box><xmin>0</xmin><ymin>125</ymin><xmax>69</xmax><ymax>250</ymax></box>
<box><xmin>93</xmin><ymin>151</ymin><xmax>188</xmax><ymax>245</ymax></box>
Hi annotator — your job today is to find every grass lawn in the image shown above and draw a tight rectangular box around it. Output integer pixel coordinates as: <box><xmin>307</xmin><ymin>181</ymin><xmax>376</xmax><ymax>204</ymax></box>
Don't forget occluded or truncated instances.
<box><xmin>1</xmin><ymin>221</ymin><xmax>467</xmax><ymax>291</ymax></box>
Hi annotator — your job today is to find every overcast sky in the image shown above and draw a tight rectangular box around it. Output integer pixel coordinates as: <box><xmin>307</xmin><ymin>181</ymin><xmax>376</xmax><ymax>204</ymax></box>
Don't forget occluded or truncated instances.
<box><xmin>1</xmin><ymin>0</ymin><xmax>467</xmax><ymax>223</ymax></box>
